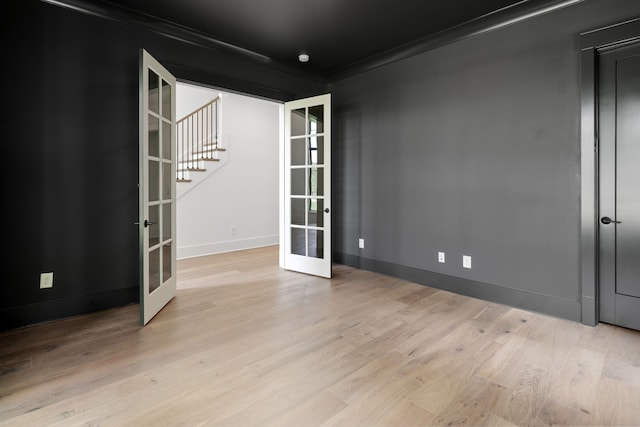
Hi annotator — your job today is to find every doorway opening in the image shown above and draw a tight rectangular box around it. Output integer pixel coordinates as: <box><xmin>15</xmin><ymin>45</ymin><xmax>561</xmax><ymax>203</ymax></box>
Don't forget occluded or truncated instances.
<box><xmin>174</xmin><ymin>82</ymin><xmax>282</xmax><ymax>272</ymax></box>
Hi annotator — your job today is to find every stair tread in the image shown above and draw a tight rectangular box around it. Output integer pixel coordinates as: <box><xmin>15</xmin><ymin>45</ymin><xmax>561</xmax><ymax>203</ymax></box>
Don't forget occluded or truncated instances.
<box><xmin>193</xmin><ymin>149</ymin><xmax>226</xmax><ymax>155</ymax></box>
<box><xmin>177</xmin><ymin>159</ymin><xmax>220</xmax><ymax>166</ymax></box>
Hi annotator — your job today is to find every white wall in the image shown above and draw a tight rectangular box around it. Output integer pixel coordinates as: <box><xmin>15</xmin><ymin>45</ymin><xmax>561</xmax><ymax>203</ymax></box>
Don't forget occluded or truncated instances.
<box><xmin>176</xmin><ymin>82</ymin><xmax>280</xmax><ymax>259</ymax></box>
<box><xmin>176</xmin><ymin>82</ymin><xmax>221</xmax><ymax>120</ymax></box>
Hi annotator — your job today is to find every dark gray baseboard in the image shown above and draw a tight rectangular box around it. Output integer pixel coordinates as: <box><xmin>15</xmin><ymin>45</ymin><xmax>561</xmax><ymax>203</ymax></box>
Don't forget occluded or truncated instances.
<box><xmin>334</xmin><ymin>251</ymin><xmax>582</xmax><ymax>323</ymax></box>
<box><xmin>0</xmin><ymin>287</ymin><xmax>138</xmax><ymax>331</ymax></box>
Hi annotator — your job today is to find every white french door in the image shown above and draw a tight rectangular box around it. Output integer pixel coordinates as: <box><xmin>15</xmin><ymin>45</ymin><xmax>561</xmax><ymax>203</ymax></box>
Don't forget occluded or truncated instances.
<box><xmin>283</xmin><ymin>94</ymin><xmax>332</xmax><ymax>278</ymax></box>
<box><xmin>139</xmin><ymin>49</ymin><xmax>177</xmax><ymax>325</ymax></box>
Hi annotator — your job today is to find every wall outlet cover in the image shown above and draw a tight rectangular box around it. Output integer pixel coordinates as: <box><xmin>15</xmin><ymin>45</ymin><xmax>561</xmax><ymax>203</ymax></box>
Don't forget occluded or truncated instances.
<box><xmin>40</xmin><ymin>272</ymin><xmax>54</xmax><ymax>289</ymax></box>
<box><xmin>463</xmin><ymin>255</ymin><xmax>472</xmax><ymax>269</ymax></box>
<box><xmin>358</xmin><ymin>238</ymin><xmax>365</xmax><ymax>249</ymax></box>
<box><xmin>438</xmin><ymin>252</ymin><xmax>445</xmax><ymax>263</ymax></box>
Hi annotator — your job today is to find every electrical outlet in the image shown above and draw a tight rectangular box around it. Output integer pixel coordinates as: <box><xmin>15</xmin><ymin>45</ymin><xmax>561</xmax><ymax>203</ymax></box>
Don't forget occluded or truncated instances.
<box><xmin>231</xmin><ymin>226</ymin><xmax>237</xmax><ymax>236</ymax></box>
<box><xmin>358</xmin><ymin>238</ymin><xmax>365</xmax><ymax>249</ymax></box>
<box><xmin>438</xmin><ymin>252</ymin><xmax>445</xmax><ymax>263</ymax></box>
<box><xmin>463</xmin><ymin>255</ymin><xmax>472</xmax><ymax>269</ymax></box>
<box><xmin>40</xmin><ymin>272</ymin><xmax>54</xmax><ymax>289</ymax></box>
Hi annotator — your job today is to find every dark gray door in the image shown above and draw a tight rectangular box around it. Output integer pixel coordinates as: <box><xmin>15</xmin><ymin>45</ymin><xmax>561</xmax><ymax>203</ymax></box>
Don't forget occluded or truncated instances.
<box><xmin>598</xmin><ymin>42</ymin><xmax>640</xmax><ymax>331</ymax></box>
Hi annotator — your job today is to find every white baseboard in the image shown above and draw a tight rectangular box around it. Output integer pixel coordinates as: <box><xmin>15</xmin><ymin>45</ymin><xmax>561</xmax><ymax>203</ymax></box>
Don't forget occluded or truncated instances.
<box><xmin>177</xmin><ymin>235</ymin><xmax>279</xmax><ymax>260</ymax></box>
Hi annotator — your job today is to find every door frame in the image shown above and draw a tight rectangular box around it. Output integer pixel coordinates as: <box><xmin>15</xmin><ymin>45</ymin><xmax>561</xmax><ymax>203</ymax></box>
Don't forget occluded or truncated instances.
<box><xmin>579</xmin><ymin>18</ymin><xmax>640</xmax><ymax>326</ymax></box>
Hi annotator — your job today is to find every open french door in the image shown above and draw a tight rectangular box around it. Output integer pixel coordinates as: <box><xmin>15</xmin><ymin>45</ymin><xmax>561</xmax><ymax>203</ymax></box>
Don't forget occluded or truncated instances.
<box><xmin>139</xmin><ymin>49</ymin><xmax>177</xmax><ymax>325</ymax></box>
<box><xmin>282</xmin><ymin>94</ymin><xmax>332</xmax><ymax>278</ymax></box>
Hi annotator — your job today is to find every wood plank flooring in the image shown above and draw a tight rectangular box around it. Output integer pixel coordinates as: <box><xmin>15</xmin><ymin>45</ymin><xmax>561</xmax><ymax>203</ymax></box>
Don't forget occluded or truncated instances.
<box><xmin>1</xmin><ymin>245</ymin><xmax>639</xmax><ymax>426</ymax></box>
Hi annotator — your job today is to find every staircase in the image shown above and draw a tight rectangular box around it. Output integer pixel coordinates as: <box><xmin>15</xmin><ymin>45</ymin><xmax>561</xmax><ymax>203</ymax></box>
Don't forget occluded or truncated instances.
<box><xmin>177</xmin><ymin>96</ymin><xmax>226</xmax><ymax>183</ymax></box>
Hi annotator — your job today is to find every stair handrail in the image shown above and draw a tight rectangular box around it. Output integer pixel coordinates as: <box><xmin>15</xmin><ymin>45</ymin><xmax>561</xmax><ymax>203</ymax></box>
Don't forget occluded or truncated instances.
<box><xmin>177</xmin><ymin>96</ymin><xmax>221</xmax><ymax>181</ymax></box>
<box><xmin>177</xmin><ymin>95</ymin><xmax>220</xmax><ymax>124</ymax></box>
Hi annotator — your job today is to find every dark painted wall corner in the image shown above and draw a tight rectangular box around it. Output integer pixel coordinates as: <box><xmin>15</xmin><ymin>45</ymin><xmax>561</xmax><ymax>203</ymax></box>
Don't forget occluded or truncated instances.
<box><xmin>330</xmin><ymin>0</ymin><xmax>640</xmax><ymax>323</ymax></box>
<box><xmin>1</xmin><ymin>0</ymin><xmax>325</xmax><ymax>331</ymax></box>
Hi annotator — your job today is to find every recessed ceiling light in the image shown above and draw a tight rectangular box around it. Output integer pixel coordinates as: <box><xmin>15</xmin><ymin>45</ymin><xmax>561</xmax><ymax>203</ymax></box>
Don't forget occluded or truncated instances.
<box><xmin>298</xmin><ymin>53</ymin><xmax>309</xmax><ymax>63</ymax></box>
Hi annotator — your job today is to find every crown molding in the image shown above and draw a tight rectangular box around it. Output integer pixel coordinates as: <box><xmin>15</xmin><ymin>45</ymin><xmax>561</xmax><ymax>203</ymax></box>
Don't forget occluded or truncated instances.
<box><xmin>328</xmin><ymin>0</ymin><xmax>584</xmax><ymax>81</ymax></box>
<box><xmin>40</xmin><ymin>0</ymin><xmax>328</xmax><ymax>84</ymax></box>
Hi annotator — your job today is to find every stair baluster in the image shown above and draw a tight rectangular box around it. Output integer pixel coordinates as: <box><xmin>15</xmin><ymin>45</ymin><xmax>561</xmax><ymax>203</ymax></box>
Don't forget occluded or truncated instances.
<box><xmin>176</xmin><ymin>97</ymin><xmax>222</xmax><ymax>182</ymax></box>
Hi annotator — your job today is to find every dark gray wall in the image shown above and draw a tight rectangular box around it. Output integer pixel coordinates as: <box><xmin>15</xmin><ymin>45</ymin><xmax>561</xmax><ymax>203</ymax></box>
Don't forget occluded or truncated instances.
<box><xmin>4</xmin><ymin>0</ymin><xmax>639</xmax><ymax>331</ymax></box>
<box><xmin>331</xmin><ymin>0</ymin><xmax>640</xmax><ymax>322</ymax></box>
<box><xmin>1</xmin><ymin>0</ymin><xmax>325</xmax><ymax>330</ymax></box>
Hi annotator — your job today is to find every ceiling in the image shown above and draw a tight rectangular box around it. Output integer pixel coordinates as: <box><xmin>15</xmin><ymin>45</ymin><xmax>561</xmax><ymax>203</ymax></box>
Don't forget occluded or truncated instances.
<box><xmin>99</xmin><ymin>0</ymin><xmax>547</xmax><ymax>75</ymax></box>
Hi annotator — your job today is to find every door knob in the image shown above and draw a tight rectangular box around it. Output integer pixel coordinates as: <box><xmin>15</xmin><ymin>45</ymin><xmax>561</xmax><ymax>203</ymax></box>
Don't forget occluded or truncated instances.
<box><xmin>601</xmin><ymin>216</ymin><xmax>621</xmax><ymax>225</ymax></box>
<box><xmin>324</xmin><ymin>208</ymin><xmax>330</xmax><ymax>213</ymax></box>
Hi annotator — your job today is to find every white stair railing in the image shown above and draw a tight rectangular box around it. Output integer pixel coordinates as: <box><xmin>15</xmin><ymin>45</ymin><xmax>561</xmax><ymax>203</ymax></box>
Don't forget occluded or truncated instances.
<box><xmin>176</xmin><ymin>97</ymin><xmax>222</xmax><ymax>181</ymax></box>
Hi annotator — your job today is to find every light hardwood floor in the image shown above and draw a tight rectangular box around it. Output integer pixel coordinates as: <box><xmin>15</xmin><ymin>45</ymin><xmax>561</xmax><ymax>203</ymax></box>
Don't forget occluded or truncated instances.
<box><xmin>1</xmin><ymin>245</ymin><xmax>639</xmax><ymax>426</ymax></box>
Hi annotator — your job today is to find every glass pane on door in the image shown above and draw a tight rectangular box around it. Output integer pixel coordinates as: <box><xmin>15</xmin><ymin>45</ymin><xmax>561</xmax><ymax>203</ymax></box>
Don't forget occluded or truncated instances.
<box><xmin>161</xmin><ymin>79</ymin><xmax>171</xmax><ymax>120</ymax></box>
<box><xmin>162</xmin><ymin>243</ymin><xmax>172</xmax><ymax>282</ymax></box>
<box><xmin>310</xmin><ymin>136</ymin><xmax>324</xmax><ymax>165</ymax></box>
<box><xmin>149</xmin><ymin>115</ymin><xmax>159</xmax><ymax>157</ymax></box>
<box><xmin>149</xmin><ymin>160</ymin><xmax>159</xmax><ymax>202</ymax></box>
<box><xmin>292</xmin><ymin>138</ymin><xmax>306</xmax><ymax>166</ymax></box>
<box><xmin>308</xmin><ymin>229</ymin><xmax>323</xmax><ymax>259</ymax></box>
<box><xmin>162</xmin><ymin>203</ymin><xmax>172</xmax><ymax>241</ymax></box>
<box><xmin>291</xmin><ymin>228</ymin><xmax>305</xmax><ymax>256</ymax></box>
<box><xmin>148</xmin><ymin>205</ymin><xmax>160</xmax><ymax>247</ymax></box>
<box><xmin>308</xmin><ymin>105</ymin><xmax>324</xmax><ymax>134</ymax></box>
<box><xmin>291</xmin><ymin>169</ymin><xmax>306</xmax><ymax>195</ymax></box>
<box><xmin>291</xmin><ymin>108</ymin><xmax>306</xmax><ymax>136</ymax></box>
<box><xmin>162</xmin><ymin>121</ymin><xmax>171</xmax><ymax>160</ymax></box>
<box><xmin>148</xmin><ymin>70</ymin><xmax>159</xmax><ymax>114</ymax></box>
<box><xmin>291</xmin><ymin>198</ymin><xmax>305</xmax><ymax>225</ymax></box>
<box><xmin>308</xmin><ymin>199</ymin><xmax>323</xmax><ymax>227</ymax></box>
<box><xmin>310</xmin><ymin>167</ymin><xmax>324</xmax><ymax>196</ymax></box>
<box><xmin>149</xmin><ymin>247</ymin><xmax>160</xmax><ymax>293</ymax></box>
<box><xmin>162</xmin><ymin>162</ymin><xmax>172</xmax><ymax>200</ymax></box>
